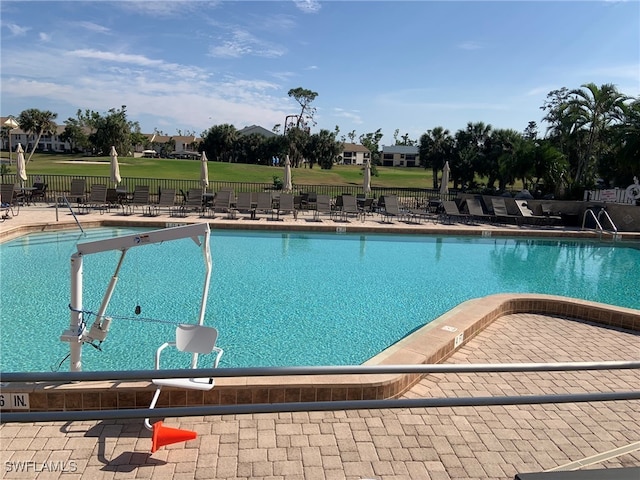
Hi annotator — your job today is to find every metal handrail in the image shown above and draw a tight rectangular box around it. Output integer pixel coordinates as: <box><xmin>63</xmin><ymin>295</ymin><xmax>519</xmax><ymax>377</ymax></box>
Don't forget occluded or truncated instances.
<box><xmin>3</xmin><ymin>362</ymin><xmax>638</xmax><ymax>423</ymax></box>
<box><xmin>54</xmin><ymin>195</ymin><xmax>84</xmax><ymax>234</ymax></box>
<box><xmin>3</xmin><ymin>391</ymin><xmax>639</xmax><ymax>424</ymax></box>
<box><xmin>3</xmin><ymin>360</ymin><xmax>638</xmax><ymax>383</ymax></box>
<box><xmin>598</xmin><ymin>209</ymin><xmax>618</xmax><ymax>234</ymax></box>
<box><xmin>582</xmin><ymin>208</ymin><xmax>603</xmax><ymax>232</ymax></box>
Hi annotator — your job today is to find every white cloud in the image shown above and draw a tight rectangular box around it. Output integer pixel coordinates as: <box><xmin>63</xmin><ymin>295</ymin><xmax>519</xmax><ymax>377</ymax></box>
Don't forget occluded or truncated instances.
<box><xmin>1</xmin><ymin>42</ymin><xmax>292</xmax><ymax>134</ymax></box>
<box><xmin>256</xmin><ymin>14</ymin><xmax>297</xmax><ymax>32</ymax></box>
<box><xmin>39</xmin><ymin>32</ymin><xmax>51</xmax><ymax>42</ymax></box>
<box><xmin>458</xmin><ymin>41</ymin><xmax>483</xmax><ymax>51</ymax></box>
<box><xmin>66</xmin><ymin>49</ymin><xmax>210</xmax><ymax>80</ymax></box>
<box><xmin>582</xmin><ymin>64</ymin><xmax>640</xmax><ymax>81</ymax></box>
<box><xmin>293</xmin><ymin>0</ymin><xmax>321</xmax><ymax>14</ymax></box>
<box><xmin>332</xmin><ymin>108</ymin><xmax>363</xmax><ymax>125</ymax></box>
<box><xmin>75</xmin><ymin>21</ymin><xmax>110</xmax><ymax>34</ymax></box>
<box><xmin>69</xmin><ymin>49</ymin><xmax>164</xmax><ymax>67</ymax></box>
<box><xmin>525</xmin><ymin>86</ymin><xmax>554</xmax><ymax>97</ymax></box>
<box><xmin>269</xmin><ymin>71</ymin><xmax>297</xmax><ymax>82</ymax></box>
<box><xmin>209</xmin><ymin>29</ymin><xmax>286</xmax><ymax>58</ymax></box>
<box><xmin>5</xmin><ymin>23</ymin><xmax>29</xmax><ymax>36</ymax></box>
<box><xmin>117</xmin><ymin>0</ymin><xmax>214</xmax><ymax>17</ymax></box>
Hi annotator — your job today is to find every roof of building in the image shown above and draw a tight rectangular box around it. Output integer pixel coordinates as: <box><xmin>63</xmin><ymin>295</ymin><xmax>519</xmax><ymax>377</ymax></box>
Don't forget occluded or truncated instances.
<box><xmin>148</xmin><ymin>134</ymin><xmax>199</xmax><ymax>144</ymax></box>
<box><xmin>342</xmin><ymin>143</ymin><xmax>371</xmax><ymax>153</ymax></box>
<box><xmin>382</xmin><ymin>145</ymin><xmax>419</xmax><ymax>154</ymax></box>
<box><xmin>237</xmin><ymin>125</ymin><xmax>277</xmax><ymax>138</ymax></box>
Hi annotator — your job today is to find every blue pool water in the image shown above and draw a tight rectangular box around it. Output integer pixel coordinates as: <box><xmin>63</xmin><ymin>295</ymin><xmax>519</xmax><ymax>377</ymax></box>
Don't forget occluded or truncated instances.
<box><xmin>1</xmin><ymin>227</ymin><xmax>639</xmax><ymax>372</ymax></box>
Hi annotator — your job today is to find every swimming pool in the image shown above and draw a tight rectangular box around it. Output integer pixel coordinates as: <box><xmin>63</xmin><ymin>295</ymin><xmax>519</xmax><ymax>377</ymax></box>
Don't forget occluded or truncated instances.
<box><xmin>1</xmin><ymin>227</ymin><xmax>638</xmax><ymax>372</ymax></box>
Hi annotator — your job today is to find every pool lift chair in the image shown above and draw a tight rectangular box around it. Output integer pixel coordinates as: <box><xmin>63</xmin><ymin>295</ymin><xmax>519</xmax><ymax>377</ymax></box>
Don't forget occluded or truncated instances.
<box><xmin>60</xmin><ymin>223</ymin><xmax>219</xmax><ymax>453</ymax></box>
<box><xmin>144</xmin><ymin>323</ymin><xmax>224</xmax><ymax>453</ymax></box>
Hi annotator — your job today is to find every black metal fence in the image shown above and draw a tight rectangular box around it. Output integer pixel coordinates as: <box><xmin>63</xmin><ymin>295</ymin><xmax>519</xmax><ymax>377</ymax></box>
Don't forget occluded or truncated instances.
<box><xmin>1</xmin><ymin>173</ymin><xmax>459</xmax><ymax>207</ymax></box>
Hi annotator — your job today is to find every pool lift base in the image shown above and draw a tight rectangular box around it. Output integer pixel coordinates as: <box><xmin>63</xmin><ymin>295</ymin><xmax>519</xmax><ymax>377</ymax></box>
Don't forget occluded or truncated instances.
<box><xmin>59</xmin><ymin>223</ymin><xmax>214</xmax><ymax>451</ymax></box>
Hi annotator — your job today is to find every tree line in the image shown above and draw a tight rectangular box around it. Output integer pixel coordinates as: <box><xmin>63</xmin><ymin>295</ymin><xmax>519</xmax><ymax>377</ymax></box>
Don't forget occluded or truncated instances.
<box><xmin>3</xmin><ymin>83</ymin><xmax>638</xmax><ymax>199</ymax></box>
<box><xmin>419</xmin><ymin>83</ymin><xmax>638</xmax><ymax>198</ymax></box>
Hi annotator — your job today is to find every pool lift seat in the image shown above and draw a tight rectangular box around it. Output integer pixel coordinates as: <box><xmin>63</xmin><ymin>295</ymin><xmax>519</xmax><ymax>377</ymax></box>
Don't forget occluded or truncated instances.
<box><xmin>144</xmin><ymin>323</ymin><xmax>223</xmax><ymax>453</ymax></box>
<box><xmin>144</xmin><ymin>324</ymin><xmax>223</xmax><ymax>425</ymax></box>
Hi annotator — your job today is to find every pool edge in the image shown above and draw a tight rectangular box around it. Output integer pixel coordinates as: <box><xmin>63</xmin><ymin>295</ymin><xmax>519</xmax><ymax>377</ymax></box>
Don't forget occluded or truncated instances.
<box><xmin>2</xmin><ymin>294</ymin><xmax>638</xmax><ymax>412</ymax></box>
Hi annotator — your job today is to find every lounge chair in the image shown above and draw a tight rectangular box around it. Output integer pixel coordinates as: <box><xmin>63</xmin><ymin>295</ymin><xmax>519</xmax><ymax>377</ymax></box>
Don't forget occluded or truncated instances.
<box><xmin>360</xmin><ymin>198</ymin><xmax>375</xmax><ymax>216</ymax></box>
<box><xmin>122</xmin><ymin>185</ymin><xmax>150</xmax><ymax>215</ymax></box>
<box><xmin>255</xmin><ymin>192</ymin><xmax>274</xmax><ymax>220</ymax></box>
<box><xmin>276</xmin><ymin>193</ymin><xmax>297</xmax><ymax>220</ymax></box>
<box><xmin>491</xmin><ymin>197</ymin><xmax>523</xmax><ymax>226</ymax></box>
<box><xmin>68</xmin><ymin>179</ymin><xmax>87</xmax><ymax>205</ymax></box>
<box><xmin>311</xmin><ymin>194</ymin><xmax>333</xmax><ymax>221</ymax></box>
<box><xmin>144</xmin><ymin>324</ymin><xmax>223</xmax><ymax>450</ymax></box>
<box><xmin>234</xmin><ymin>191</ymin><xmax>256</xmax><ymax>219</ymax></box>
<box><xmin>207</xmin><ymin>190</ymin><xmax>234</xmax><ymax>219</ymax></box>
<box><xmin>380</xmin><ymin>195</ymin><xmax>400</xmax><ymax>223</ymax></box>
<box><xmin>439</xmin><ymin>200</ymin><xmax>470</xmax><ymax>224</ymax></box>
<box><xmin>178</xmin><ymin>188</ymin><xmax>204</xmax><ymax>217</ymax></box>
<box><xmin>106</xmin><ymin>188</ymin><xmax>120</xmax><ymax>210</ymax></box>
<box><xmin>80</xmin><ymin>184</ymin><xmax>109</xmax><ymax>214</ymax></box>
<box><xmin>301</xmin><ymin>192</ymin><xmax>317</xmax><ymax>211</ymax></box>
<box><xmin>466</xmin><ymin>198</ymin><xmax>494</xmax><ymax>223</ymax></box>
<box><xmin>29</xmin><ymin>182</ymin><xmax>47</xmax><ymax>204</ymax></box>
<box><xmin>339</xmin><ymin>195</ymin><xmax>361</xmax><ymax>222</ymax></box>
<box><xmin>1</xmin><ymin>183</ymin><xmax>19</xmax><ymax>220</ymax></box>
<box><xmin>516</xmin><ymin>200</ymin><xmax>561</xmax><ymax>226</ymax></box>
<box><xmin>406</xmin><ymin>205</ymin><xmax>434</xmax><ymax>224</ymax></box>
<box><xmin>148</xmin><ymin>188</ymin><xmax>176</xmax><ymax>216</ymax></box>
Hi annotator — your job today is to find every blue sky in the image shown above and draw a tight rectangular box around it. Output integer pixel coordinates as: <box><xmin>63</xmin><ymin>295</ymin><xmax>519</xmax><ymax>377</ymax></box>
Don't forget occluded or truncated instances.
<box><xmin>1</xmin><ymin>1</ymin><xmax>638</xmax><ymax>144</ymax></box>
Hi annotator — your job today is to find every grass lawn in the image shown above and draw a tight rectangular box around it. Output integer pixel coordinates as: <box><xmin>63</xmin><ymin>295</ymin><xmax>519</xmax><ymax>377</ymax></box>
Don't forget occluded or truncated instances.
<box><xmin>6</xmin><ymin>153</ymin><xmax>438</xmax><ymax>188</ymax></box>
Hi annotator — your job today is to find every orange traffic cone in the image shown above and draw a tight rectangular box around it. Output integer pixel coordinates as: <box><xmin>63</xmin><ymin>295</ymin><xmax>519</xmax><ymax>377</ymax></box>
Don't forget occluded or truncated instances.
<box><xmin>151</xmin><ymin>421</ymin><xmax>197</xmax><ymax>453</ymax></box>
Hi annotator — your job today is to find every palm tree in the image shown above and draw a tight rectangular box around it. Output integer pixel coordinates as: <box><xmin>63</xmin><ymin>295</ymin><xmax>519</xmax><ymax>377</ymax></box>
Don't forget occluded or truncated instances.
<box><xmin>305</xmin><ymin>129</ymin><xmax>341</xmax><ymax>169</ymax></box>
<box><xmin>418</xmin><ymin>126</ymin><xmax>452</xmax><ymax>189</ymax></box>
<box><xmin>17</xmin><ymin>109</ymin><xmax>58</xmax><ymax>163</ymax></box>
<box><xmin>615</xmin><ymin>99</ymin><xmax>640</xmax><ymax>177</ymax></box>
<box><xmin>564</xmin><ymin>83</ymin><xmax>629</xmax><ymax>184</ymax></box>
<box><xmin>450</xmin><ymin>122</ymin><xmax>492</xmax><ymax>189</ymax></box>
<box><xmin>488</xmin><ymin>128</ymin><xmax>524</xmax><ymax>191</ymax></box>
<box><xmin>202</xmin><ymin>124</ymin><xmax>238</xmax><ymax>162</ymax></box>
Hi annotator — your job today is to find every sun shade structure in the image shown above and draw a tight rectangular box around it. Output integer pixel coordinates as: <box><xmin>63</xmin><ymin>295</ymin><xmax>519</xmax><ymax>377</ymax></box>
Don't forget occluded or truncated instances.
<box><xmin>110</xmin><ymin>146</ymin><xmax>121</xmax><ymax>187</ymax></box>
<box><xmin>363</xmin><ymin>158</ymin><xmax>371</xmax><ymax>194</ymax></box>
<box><xmin>440</xmin><ymin>161</ymin><xmax>450</xmax><ymax>197</ymax></box>
<box><xmin>200</xmin><ymin>151</ymin><xmax>209</xmax><ymax>192</ymax></box>
<box><xmin>16</xmin><ymin>144</ymin><xmax>27</xmax><ymax>187</ymax></box>
<box><xmin>283</xmin><ymin>155</ymin><xmax>292</xmax><ymax>192</ymax></box>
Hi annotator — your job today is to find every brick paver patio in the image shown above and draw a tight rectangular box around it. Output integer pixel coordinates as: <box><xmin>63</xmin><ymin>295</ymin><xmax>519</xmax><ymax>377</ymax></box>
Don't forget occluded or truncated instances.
<box><xmin>1</xmin><ymin>312</ymin><xmax>638</xmax><ymax>479</ymax></box>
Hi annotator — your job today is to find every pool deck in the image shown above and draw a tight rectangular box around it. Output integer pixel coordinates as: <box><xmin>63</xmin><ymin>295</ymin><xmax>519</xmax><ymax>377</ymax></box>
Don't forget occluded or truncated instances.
<box><xmin>1</xmin><ymin>204</ymin><xmax>639</xmax><ymax>479</ymax></box>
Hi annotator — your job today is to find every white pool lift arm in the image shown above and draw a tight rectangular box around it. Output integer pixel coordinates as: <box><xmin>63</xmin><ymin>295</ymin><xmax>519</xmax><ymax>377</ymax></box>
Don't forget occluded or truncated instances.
<box><xmin>60</xmin><ymin>223</ymin><xmax>212</xmax><ymax>372</ymax></box>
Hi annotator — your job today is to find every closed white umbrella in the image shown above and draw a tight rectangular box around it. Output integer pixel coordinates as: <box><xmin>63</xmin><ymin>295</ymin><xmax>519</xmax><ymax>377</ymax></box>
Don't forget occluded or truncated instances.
<box><xmin>283</xmin><ymin>155</ymin><xmax>292</xmax><ymax>192</ymax></box>
<box><xmin>110</xmin><ymin>146</ymin><xmax>121</xmax><ymax>187</ymax></box>
<box><xmin>16</xmin><ymin>143</ymin><xmax>27</xmax><ymax>187</ymax></box>
<box><xmin>440</xmin><ymin>161</ymin><xmax>450</xmax><ymax>198</ymax></box>
<box><xmin>201</xmin><ymin>151</ymin><xmax>209</xmax><ymax>193</ymax></box>
<box><xmin>363</xmin><ymin>158</ymin><xmax>371</xmax><ymax>194</ymax></box>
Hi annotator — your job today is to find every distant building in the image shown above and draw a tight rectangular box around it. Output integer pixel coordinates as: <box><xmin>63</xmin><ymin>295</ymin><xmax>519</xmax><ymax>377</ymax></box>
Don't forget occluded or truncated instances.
<box><xmin>138</xmin><ymin>134</ymin><xmax>201</xmax><ymax>158</ymax></box>
<box><xmin>1</xmin><ymin>117</ymin><xmax>69</xmax><ymax>152</ymax></box>
<box><xmin>381</xmin><ymin>145</ymin><xmax>420</xmax><ymax>167</ymax></box>
<box><xmin>339</xmin><ymin>143</ymin><xmax>371</xmax><ymax>165</ymax></box>
<box><xmin>237</xmin><ymin>125</ymin><xmax>278</xmax><ymax>138</ymax></box>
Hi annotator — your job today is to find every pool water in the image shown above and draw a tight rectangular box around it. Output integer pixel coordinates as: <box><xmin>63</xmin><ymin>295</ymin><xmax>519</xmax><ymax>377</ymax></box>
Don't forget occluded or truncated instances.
<box><xmin>1</xmin><ymin>228</ymin><xmax>638</xmax><ymax>372</ymax></box>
